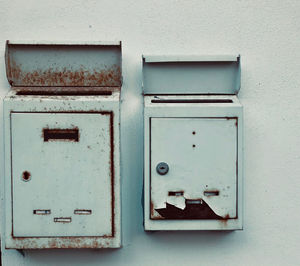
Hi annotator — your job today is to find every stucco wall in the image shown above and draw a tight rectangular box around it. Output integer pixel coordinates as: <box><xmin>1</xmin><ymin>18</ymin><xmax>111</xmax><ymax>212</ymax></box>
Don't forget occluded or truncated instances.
<box><xmin>0</xmin><ymin>0</ymin><xmax>299</xmax><ymax>265</ymax></box>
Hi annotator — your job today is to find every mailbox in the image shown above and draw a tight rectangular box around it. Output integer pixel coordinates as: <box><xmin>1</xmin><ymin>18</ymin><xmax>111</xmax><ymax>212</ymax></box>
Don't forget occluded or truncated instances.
<box><xmin>143</xmin><ymin>55</ymin><xmax>243</xmax><ymax>230</ymax></box>
<box><xmin>3</xmin><ymin>41</ymin><xmax>121</xmax><ymax>248</ymax></box>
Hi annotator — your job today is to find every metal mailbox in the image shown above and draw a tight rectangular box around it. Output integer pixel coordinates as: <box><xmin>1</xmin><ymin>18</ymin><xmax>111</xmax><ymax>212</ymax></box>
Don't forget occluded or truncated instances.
<box><xmin>3</xmin><ymin>41</ymin><xmax>122</xmax><ymax>248</ymax></box>
<box><xmin>143</xmin><ymin>55</ymin><xmax>243</xmax><ymax>230</ymax></box>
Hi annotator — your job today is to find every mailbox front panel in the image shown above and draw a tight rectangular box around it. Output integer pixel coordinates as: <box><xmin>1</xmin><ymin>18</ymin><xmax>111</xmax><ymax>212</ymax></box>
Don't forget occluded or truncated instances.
<box><xmin>150</xmin><ymin>118</ymin><xmax>237</xmax><ymax>220</ymax></box>
<box><xmin>11</xmin><ymin>112</ymin><xmax>112</xmax><ymax>237</ymax></box>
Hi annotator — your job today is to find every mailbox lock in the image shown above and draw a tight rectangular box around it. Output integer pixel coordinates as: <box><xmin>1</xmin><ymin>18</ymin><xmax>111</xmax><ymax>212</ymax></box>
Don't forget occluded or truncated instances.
<box><xmin>21</xmin><ymin>171</ymin><xmax>31</xmax><ymax>182</ymax></box>
<box><xmin>156</xmin><ymin>162</ymin><xmax>169</xmax><ymax>175</ymax></box>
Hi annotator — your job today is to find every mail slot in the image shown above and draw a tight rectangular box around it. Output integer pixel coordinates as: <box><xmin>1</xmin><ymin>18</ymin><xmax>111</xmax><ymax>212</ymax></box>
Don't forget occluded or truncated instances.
<box><xmin>43</xmin><ymin>128</ymin><xmax>79</xmax><ymax>142</ymax></box>
<box><xmin>143</xmin><ymin>55</ymin><xmax>243</xmax><ymax>231</ymax></box>
<box><xmin>3</xmin><ymin>41</ymin><xmax>122</xmax><ymax>249</ymax></box>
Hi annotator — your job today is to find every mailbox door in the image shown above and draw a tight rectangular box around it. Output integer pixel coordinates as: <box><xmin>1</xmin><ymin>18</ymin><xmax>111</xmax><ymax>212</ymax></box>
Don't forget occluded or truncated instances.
<box><xmin>150</xmin><ymin>118</ymin><xmax>237</xmax><ymax>220</ymax></box>
<box><xmin>11</xmin><ymin>112</ymin><xmax>113</xmax><ymax>237</ymax></box>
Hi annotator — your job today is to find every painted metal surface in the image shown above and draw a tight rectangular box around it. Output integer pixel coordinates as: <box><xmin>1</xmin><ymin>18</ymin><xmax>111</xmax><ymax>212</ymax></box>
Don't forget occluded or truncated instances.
<box><xmin>5</xmin><ymin>41</ymin><xmax>122</xmax><ymax>87</ymax></box>
<box><xmin>3</xmin><ymin>42</ymin><xmax>122</xmax><ymax>248</ymax></box>
<box><xmin>3</xmin><ymin>88</ymin><xmax>121</xmax><ymax>249</ymax></box>
<box><xmin>144</xmin><ymin>95</ymin><xmax>243</xmax><ymax>230</ymax></box>
<box><xmin>12</xmin><ymin>113</ymin><xmax>112</xmax><ymax>237</ymax></box>
<box><xmin>151</xmin><ymin>118</ymin><xmax>237</xmax><ymax>219</ymax></box>
<box><xmin>142</xmin><ymin>55</ymin><xmax>240</xmax><ymax>95</ymax></box>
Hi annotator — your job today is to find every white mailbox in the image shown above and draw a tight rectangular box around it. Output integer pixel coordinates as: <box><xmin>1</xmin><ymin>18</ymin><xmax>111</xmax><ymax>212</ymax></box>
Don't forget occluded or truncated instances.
<box><xmin>143</xmin><ymin>55</ymin><xmax>243</xmax><ymax>230</ymax></box>
<box><xmin>3</xmin><ymin>41</ymin><xmax>121</xmax><ymax>248</ymax></box>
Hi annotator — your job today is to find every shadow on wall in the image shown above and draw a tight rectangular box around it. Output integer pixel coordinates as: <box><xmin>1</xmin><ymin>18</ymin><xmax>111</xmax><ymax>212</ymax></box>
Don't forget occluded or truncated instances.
<box><xmin>19</xmin><ymin>230</ymin><xmax>236</xmax><ymax>265</ymax></box>
<box><xmin>18</xmin><ymin>248</ymin><xmax>119</xmax><ymax>265</ymax></box>
<box><xmin>144</xmin><ymin>230</ymin><xmax>236</xmax><ymax>246</ymax></box>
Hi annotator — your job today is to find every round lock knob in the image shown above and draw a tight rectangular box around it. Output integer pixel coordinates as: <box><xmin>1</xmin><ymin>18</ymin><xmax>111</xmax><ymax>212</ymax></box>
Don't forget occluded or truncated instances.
<box><xmin>156</xmin><ymin>162</ymin><xmax>169</xmax><ymax>175</ymax></box>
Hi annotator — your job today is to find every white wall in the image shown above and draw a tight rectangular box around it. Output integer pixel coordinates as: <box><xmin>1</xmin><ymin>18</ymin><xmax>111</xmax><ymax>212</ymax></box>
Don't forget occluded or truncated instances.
<box><xmin>0</xmin><ymin>0</ymin><xmax>300</xmax><ymax>265</ymax></box>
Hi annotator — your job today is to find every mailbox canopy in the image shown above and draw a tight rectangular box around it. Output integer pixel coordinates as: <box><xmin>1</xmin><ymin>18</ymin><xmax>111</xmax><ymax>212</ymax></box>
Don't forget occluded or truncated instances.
<box><xmin>5</xmin><ymin>41</ymin><xmax>122</xmax><ymax>87</ymax></box>
<box><xmin>142</xmin><ymin>55</ymin><xmax>240</xmax><ymax>95</ymax></box>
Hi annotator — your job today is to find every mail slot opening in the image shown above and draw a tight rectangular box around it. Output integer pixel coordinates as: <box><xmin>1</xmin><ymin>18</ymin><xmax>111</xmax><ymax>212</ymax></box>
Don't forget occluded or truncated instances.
<box><xmin>151</xmin><ymin>99</ymin><xmax>233</xmax><ymax>104</ymax></box>
<box><xmin>16</xmin><ymin>90</ymin><xmax>113</xmax><ymax>96</ymax></box>
<box><xmin>43</xmin><ymin>128</ymin><xmax>79</xmax><ymax>142</ymax></box>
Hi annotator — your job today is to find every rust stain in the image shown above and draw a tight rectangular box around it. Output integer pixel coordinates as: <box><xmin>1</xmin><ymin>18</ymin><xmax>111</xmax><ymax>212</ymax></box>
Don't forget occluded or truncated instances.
<box><xmin>150</xmin><ymin>201</ymin><xmax>165</xmax><ymax>220</ymax></box>
<box><xmin>219</xmin><ymin>214</ymin><xmax>230</xmax><ymax>226</ymax></box>
<box><xmin>48</xmin><ymin>238</ymin><xmax>87</xmax><ymax>249</ymax></box>
<box><xmin>225</xmin><ymin>116</ymin><xmax>237</xmax><ymax>120</ymax></box>
<box><xmin>9</xmin><ymin>59</ymin><xmax>22</xmax><ymax>83</ymax></box>
<box><xmin>92</xmin><ymin>240</ymin><xmax>98</xmax><ymax>247</ymax></box>
<box><xmin>9</xmin><ymin>63</ymin><xmax>121</xmax><ymax>87</ymax></box>
<box><xmin>150</xmin><ymin>201</ymin><xmax>154</xmax><ymax>217</ymax></box>
<box><xmin>6</xmin><ymin>48</ymin><xmax>13</xmax><ymax>84</ymax></box>
<box><xmin>150</xmin><ymin>216</ymin><xmax>165</xmax><ymax>220</ymax></box>
<box><xmin>11</xmin><ymin>237</ymin><xmax>113</xmax><ymax>249</ymax></box>
<box><xmin>225</xmin><ymin>117</ymin><xmax>238</xmax><ymax>127</ymax></box>
<box><xmin>21</xmin><ymin>171</ymin><xmax>31</xmax><ymax>181</ymax></box>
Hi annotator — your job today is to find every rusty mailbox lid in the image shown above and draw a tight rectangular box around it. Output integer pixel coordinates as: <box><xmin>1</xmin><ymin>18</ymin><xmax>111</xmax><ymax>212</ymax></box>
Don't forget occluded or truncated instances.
<box><xmin>5</xmin><ymin>41</ymin><xmax>122</xmax><ymax>90</ymax></box>
<box><xmin>142</xmin><ymin>55</ymin><xmax>240</xmax><ymax>95</ymax></box>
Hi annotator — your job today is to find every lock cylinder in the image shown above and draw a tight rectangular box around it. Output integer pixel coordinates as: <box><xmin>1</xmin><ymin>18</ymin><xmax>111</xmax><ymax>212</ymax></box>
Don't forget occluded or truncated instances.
<box><xmin>156</xmin><ymin>162</ymin><xmax>169</xmax><ymax>175</ymax></box>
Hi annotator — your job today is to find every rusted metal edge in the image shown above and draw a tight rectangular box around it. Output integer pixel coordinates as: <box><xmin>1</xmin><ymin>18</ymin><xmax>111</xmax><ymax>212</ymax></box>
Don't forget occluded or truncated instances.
<box><xmin>154</xmin><ymin>199</ymin><xmax>225</xmax><ymax>220</ymax></box>
<box><xmin>7</xmin><ymin>237</ymin><xmax>117</xmax><ymax>249</ymax></box>
<box><xmin>5</xmin><ymin>40</ymin><xmax>122</xmax><ymax>88</ymax></box>
<box><xmin>5</xmin><ymin>42</ymin><xmax>12</xmax><ymax>85</ymax></box>
<box><xmin>10</xmin><ymin>86</ymin><xmax>121</xmax><ymax>97</ymax></box>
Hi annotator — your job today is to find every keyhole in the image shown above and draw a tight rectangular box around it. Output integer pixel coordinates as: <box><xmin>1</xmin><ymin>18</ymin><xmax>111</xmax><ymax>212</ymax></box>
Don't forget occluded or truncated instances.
<box><xmin>156</xmin><ymin>162</ymin><xmax>169</xmax><ymax>175</ymax></box>
<box><xmin>22</xmin><ymin>171</ymin><xmax>31</xmax><ymax>182</ymax></box>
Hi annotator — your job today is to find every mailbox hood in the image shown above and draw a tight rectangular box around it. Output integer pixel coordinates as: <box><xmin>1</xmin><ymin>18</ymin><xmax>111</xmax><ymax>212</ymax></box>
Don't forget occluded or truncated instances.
<box><xmin>142</xmin><ymin>55</ymin><xmax>240</xmax><ymax>95</ymax></box>
<box><xmin>5</xmin><ymin>41</ymin><xmax>122</xmax><ymax>88</ymax></box>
